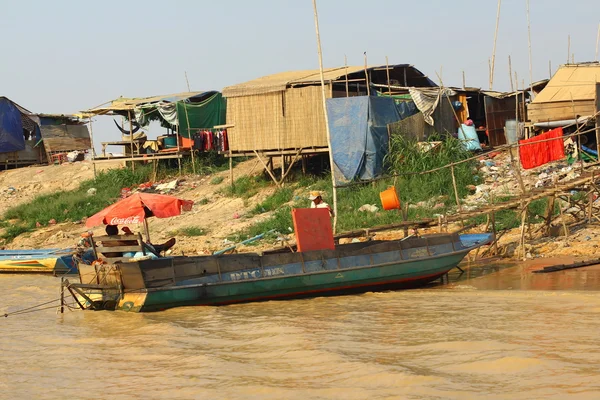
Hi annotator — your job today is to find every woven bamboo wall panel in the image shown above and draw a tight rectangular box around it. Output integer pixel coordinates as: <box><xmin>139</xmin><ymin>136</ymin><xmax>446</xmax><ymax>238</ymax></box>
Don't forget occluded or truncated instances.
<box><xmin>226</xmin><ymin>92</ymin><xmax>285</xmax><ymax>151</ymax></box>
<box><xmin>226</xmin><ymin>85</ymin><xmax>331</xmax><ymax>152</ymax></box>
<box><xmin>281</xmin><ymin>86</ymin><xmax>328</xmax><ymax>149</ymax></box>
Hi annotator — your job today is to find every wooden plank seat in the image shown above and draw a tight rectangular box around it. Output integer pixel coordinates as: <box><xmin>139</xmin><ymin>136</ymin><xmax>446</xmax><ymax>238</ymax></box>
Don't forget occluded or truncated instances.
<box><xmin>91</xmin><ymin>233</ymin><xmax>158</xmax><ymax>264</ymax></box>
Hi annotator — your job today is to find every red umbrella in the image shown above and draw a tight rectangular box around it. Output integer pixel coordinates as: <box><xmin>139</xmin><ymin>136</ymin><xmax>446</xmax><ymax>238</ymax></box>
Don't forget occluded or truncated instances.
<box><xmin>86</xmin><ymin>193</ymin><xmax>193</xmax><ymax>239</ymax></box>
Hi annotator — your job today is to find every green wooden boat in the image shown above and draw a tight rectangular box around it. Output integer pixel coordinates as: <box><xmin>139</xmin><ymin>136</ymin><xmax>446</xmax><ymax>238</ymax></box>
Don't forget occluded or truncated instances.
<box><xmin>66</xmin><ymin>232</ymin><xmax>492</xmax><ymax>312</ymax></box>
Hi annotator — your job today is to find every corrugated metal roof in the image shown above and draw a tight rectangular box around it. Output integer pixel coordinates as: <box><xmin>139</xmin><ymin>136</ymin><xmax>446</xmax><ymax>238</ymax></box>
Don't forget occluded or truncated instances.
<box><xmin>222</xmin><ymin>66</ymin><xmax>367</xmax><ymax>98</ymax></box>
<box><xmin>531</xmin><ymin>63</ymin><xmax>600</xmax><ymax>104</ymax></box>
<box><xmin>83</xmin><ymin>91</ymin><xmax>213</xmax><ymax>115</ymax></box>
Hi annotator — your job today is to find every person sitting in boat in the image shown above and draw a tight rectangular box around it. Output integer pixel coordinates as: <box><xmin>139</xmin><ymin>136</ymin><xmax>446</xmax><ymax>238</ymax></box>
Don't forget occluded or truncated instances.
<box><xmin>120</xmin><ymin>225</ymin><xmax>176</xmax><ymax>255</ymax></box>
<box><xmin>308</xmin><ymin>191</ymin><xmax>334</xmax><ymax>217</ymax></box>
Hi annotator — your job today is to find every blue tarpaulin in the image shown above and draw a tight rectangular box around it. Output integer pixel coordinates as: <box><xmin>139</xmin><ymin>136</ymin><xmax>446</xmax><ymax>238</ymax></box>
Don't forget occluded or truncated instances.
<box><xmin>0</xmin><ymin>98</ymin><xmax>25</xmax><ymax>153</ymax></box>
<box><xmin>327</xmin><ymin>96</ymin><xmax>402</xmax><ymax>185</ymax></box>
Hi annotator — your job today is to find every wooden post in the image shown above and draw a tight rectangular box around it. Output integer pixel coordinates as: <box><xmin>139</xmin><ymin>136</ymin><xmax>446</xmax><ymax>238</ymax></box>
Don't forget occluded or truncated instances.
<box><xmin>363</xmin><ymin>52</ymin><xmax>370</xmax><ymax>96</ymax></box>
<box><xmin>385</xmin><ymin>56</ymin><xmax>391</xmax><ymax>95</ymax></box>
<box><xmin>509</xmin><ymin>144</ymin><xmax>526</xmax><ymax>193</ymax></box>
<box><xmin>558</xmin><ymin>194</ymin><xmax>569</xmax><ymax>238</ymax></box>
<box><xmin>490</xmin><ymin>193</ymin><xmax>498</xmax><ymax>255</ymax></box>
<box><xmin>229</xmin><ymin>153</ymin><xmax>233</xmax><ymax>186</ymax></box>
<box><xmin>254</xmin><ymin>150</ymin><xmax>281</xmax><ymax>188</ymax></box>
<box><xmin>489</xmin><ymin>0</ymin><xmax>501</xmax><ymax>90</ymax></box>
<box><xmin>60</xmin><ymin>277</ymin><xmax>64</xmax><ymax>314</ymax></box>
<box><xmin>526</xmin><ymin>0</ymin><xmax>534</xmax><ymax>99</ymax></box>
<box><xmin>143</xmin><ymin>218</ymin><xmax>151</xmax><ymax>242</ymax></box>
<box><xmin>128</xmin><ymin>110</ymin><xmax>135</xmax><ymax>171</ymax></box>
<box><xmin>567</xmin><ymin>34</ymin><xmax>571</xmax><ymax>64</ymax></box>
<box><xmin>176</xmin><ymin>124</ymin><xmax>181</xmax><ymax>175</ymax></box>
<box><xmin>313</xmin><ymin>0</ymin><xmax>339</xmax><ymax>232</ymax></box>
<box><xmin>518</xmin><ymin>202</ymin><xmax>529</xmax><ymax>260</ymax></box>
<box><xmin>544</xmin><ymin>195</ymin><xmax>555</xmax><ymax>235</ymax></box>
<box><xmin>595</xmin><ymin>82</ymin><xmax>600</xmax><ymax>159</ymax></box>
<box><xmin>462</xmin><ymin>70</ymin><xmax>466</xmax><ymax>89</ymax></box>
<box><xmin>280</xmin><ymin>153</ymin><xmax>285</xmax><ymax>184</ymax></box>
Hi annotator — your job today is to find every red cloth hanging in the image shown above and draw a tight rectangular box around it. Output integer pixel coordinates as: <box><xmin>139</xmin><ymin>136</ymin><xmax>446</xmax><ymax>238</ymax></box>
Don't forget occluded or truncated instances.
<box><xmin>519</xmin><ymin>127</ymin><xmax>565</xmax><ymax>169</ymax></box>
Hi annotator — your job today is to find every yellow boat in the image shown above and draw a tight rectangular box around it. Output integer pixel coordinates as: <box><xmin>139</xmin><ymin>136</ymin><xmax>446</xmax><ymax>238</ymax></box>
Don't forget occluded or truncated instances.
<box><xmin>0</xmin><ymin>249</ymin><xmax>78</xmax><ymax>274</ymax></box>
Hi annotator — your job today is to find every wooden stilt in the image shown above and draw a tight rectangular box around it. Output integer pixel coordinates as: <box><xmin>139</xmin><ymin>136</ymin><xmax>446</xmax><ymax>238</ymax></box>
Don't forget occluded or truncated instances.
<box><xmin>280</xmin><ymin>153</ymin><xmax>285</xmax><ymax>184</ymax></box>
<box><xmin>557</xmin><ymin>195</ymin><xmax>569</xmax><ymax>238</ymax></box>
<box><xmin>544</xmin><ymin>196</ymin><xmax>555</xmax><ymax>235</ymax></box>
<box><xmin>229</xmin><ymin>154</ymin><xmax>233</xmax><ymax>186</ymax></box>
<box><xmin>254</xmin><ymin>150</ymin><xmax>281</xmax><ymax>187</ymax></box>
<box><xmin>518</xmin><ymin>202</ymin><xmax>529</xmax><ymax>260</ymax></box>
<box><xmin>301</xmin><ymin>155</ymin><xmax>307</xmax><ymax>175</ymax></box>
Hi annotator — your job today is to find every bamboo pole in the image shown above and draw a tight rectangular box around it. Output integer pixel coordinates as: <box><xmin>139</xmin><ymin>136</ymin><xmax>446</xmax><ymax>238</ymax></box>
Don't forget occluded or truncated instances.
<box><xmin>385</xmin><ymin>56</ymin><xmax>391</xmax><ymax>95</ymax></box>
<box><xmin>488</xmin><ymin>58</ymin><xmax>492</xmax><ymax>90</ymax></box>
<box><xmin>363</xmin><ymin>51</ymin><xmax>370</xmax><ymax>96</ymax></box>
<box><xmin>567</xmin><ymin>34</ymin><xmax>571</xmax><ymax>64</ymax></box>
<box><xmin>490</xmin><ymin>0</ymin><xmax>502</xmax><ymax>90</ymax></box>
<box><xmin>182</xmin><ymin>101</ymin><xmax>196</xmax><ymax>175</ymax></box>
<box><xmin>508</xmin><ymin>55</ymin><xmax>514</xmax><ymax>92</ymax></box>
<box><xmin>594</xmin><ymin>81</ymin><xmax>600</xmax><ymax>161</ymax></box>
<box><xmin>526</xmin><ymin>0</ymin><xmax>534</xmax><ymax>99</ymax></box>
<box><xmin>549</xmin><ymin>60</ymin><xmax>552</xmax><ymax>79</ymax></box>
<box><xmin>450</xmin><ymin>165</ymin><xmax>461</xmax><ymax>211</ymax></box>
<box><xmin>596</xmin><ymin>23</ymin><xmax>600</xmax><ymax>62</ymax></box>
<box><xmin>185</xmin><ymin>71</ymin><xmax>191</xmax><ymax>91</ymax></box>
<box><xmin>313</xmin><ymin>0</ymin><xmax>338</xmax><ymax>232</ymax></box>
<box><xmin>88</xmin><ymin>117</ymin><xmax>97</xmax><ymax>180</ymax></box>
<box><xmin>128</xmin><ymin>111</ymin><xmax>135</xmax><ymax>171</ymax></box>
<box><xmin>462</xmin><ymin>70</ymin><xmax>466</xmax><ymax>89</ymax></box>
<box><xmin>344</xmin><ymin>55</ymin><xmax>349</xmax><ymax>97</ymax></box>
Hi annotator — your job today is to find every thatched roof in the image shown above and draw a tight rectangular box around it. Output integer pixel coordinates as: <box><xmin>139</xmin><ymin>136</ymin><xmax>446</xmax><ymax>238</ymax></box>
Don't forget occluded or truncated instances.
<box><xmin>222</xmin><ymin>66</ymin><xmax>367</xmax><ymax>98</ymax></box>
<box><xmin>532</xmin><ymin>63</ymin><xmax>600</xmax><ymax>104</ymax></box>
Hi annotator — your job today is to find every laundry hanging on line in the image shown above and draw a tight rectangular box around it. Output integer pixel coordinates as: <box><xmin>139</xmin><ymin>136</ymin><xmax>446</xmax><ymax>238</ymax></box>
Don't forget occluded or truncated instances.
<box><xmin>519</xmin><ymin>127</ymin><xmax>565</xmax><ymax>169</ymax></box>
<box><xmin>193</xmin><ymin>129</ymin><xmax>228</xmax><ymax>152</ymax></box>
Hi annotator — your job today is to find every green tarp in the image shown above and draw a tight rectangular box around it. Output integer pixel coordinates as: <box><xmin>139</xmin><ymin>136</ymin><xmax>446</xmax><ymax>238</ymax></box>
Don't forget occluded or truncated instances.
<box><xmin>176</xmin><ymin>93</ymin><xmax>226</xmax><ymax>138</ymax></box>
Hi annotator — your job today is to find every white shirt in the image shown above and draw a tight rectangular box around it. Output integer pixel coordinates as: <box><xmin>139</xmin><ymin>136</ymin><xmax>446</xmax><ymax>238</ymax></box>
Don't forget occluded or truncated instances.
<box><xmin>311</xmin><ymin>201</ymin><xmax>333</xmax><ymax>216</ymax></box>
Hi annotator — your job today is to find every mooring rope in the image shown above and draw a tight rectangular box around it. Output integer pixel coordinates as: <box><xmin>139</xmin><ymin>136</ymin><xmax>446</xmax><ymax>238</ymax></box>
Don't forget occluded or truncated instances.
<box><xmin>2</xmin><ymin>296</ymin><xmax>64</xmax><ymax>318</ymax></box>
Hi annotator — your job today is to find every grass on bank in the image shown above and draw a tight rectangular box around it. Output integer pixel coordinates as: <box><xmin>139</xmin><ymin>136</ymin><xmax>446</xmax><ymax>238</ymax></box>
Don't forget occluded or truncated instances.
<box><xmin>1</xmin><ymin>166</ymin><xmax>156</xmax><ymax>243</ymax></box>
<box><xmin>169</xmin><ymin>226</ymin><xmax>208</xmax><ymax>237</ymax></box>
<box><xmin>232</xmin><ymin>134</ymin><xmax>566</xmax><ymax>239</ymax></box>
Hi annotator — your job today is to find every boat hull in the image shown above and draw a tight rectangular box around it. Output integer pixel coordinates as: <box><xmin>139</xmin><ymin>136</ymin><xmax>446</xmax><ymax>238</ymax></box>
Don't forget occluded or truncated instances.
<box><xmin>0</xmin><ymin>249</ymin><xmax>77</xmax><ymax>274</ymax></box>
<box><xmin>119</xmin><ymin>251</ymin><xmax>467</xmax><ymax>312</ymax></box>
<box><xmin>70</xmin><ymin>233</ymin><xmax>492</xmax><ymax>313</ymax></box>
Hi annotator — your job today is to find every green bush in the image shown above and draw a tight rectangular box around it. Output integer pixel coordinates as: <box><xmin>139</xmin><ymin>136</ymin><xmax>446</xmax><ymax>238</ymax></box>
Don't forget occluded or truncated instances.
<box><xmin>210</xmin><ymin>176</ymin><xmax>224</xmax><ymax>185</ymax></box>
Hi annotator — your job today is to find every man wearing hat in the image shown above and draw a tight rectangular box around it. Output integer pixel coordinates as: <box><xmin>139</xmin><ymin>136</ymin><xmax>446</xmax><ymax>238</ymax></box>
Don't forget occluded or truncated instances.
<box><xmin>308</xmin><ymin>191</ymin><xmax>334</xmax><ymax>217</ymax></box>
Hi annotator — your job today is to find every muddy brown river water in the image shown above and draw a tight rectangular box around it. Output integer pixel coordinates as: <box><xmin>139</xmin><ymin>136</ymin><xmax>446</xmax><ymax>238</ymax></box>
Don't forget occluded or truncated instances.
<box><xmin>2</xmin><ymin>260</ymin><xmax>600</xmax><ymax>399</ymax></box>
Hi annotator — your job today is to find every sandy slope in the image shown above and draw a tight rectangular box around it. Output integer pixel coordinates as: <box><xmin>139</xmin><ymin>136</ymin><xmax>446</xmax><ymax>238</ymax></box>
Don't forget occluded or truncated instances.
<box><xmin>0</xmin><ymin>158</ymin><xmax>293</xmax><ymax>254</ymax></box>
<box><xmin>1</xmin><ymin>157</ymin><xmax>598</xmax><ymax>261</ymax></box>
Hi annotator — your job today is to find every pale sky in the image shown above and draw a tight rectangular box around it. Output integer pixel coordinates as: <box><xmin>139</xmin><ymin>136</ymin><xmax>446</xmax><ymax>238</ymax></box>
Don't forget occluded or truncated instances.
<box><xmin>1</xmin><ymin>0</ymin><xmax>599</xmax><ymax>144</ymax></box>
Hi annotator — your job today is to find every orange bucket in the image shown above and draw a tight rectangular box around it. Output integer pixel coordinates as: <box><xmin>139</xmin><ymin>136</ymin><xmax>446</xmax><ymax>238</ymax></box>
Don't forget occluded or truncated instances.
<box><xmin>380</xmin><ymin>186</ymin><xmax>400</xmax><ymax>210</ymax></box>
